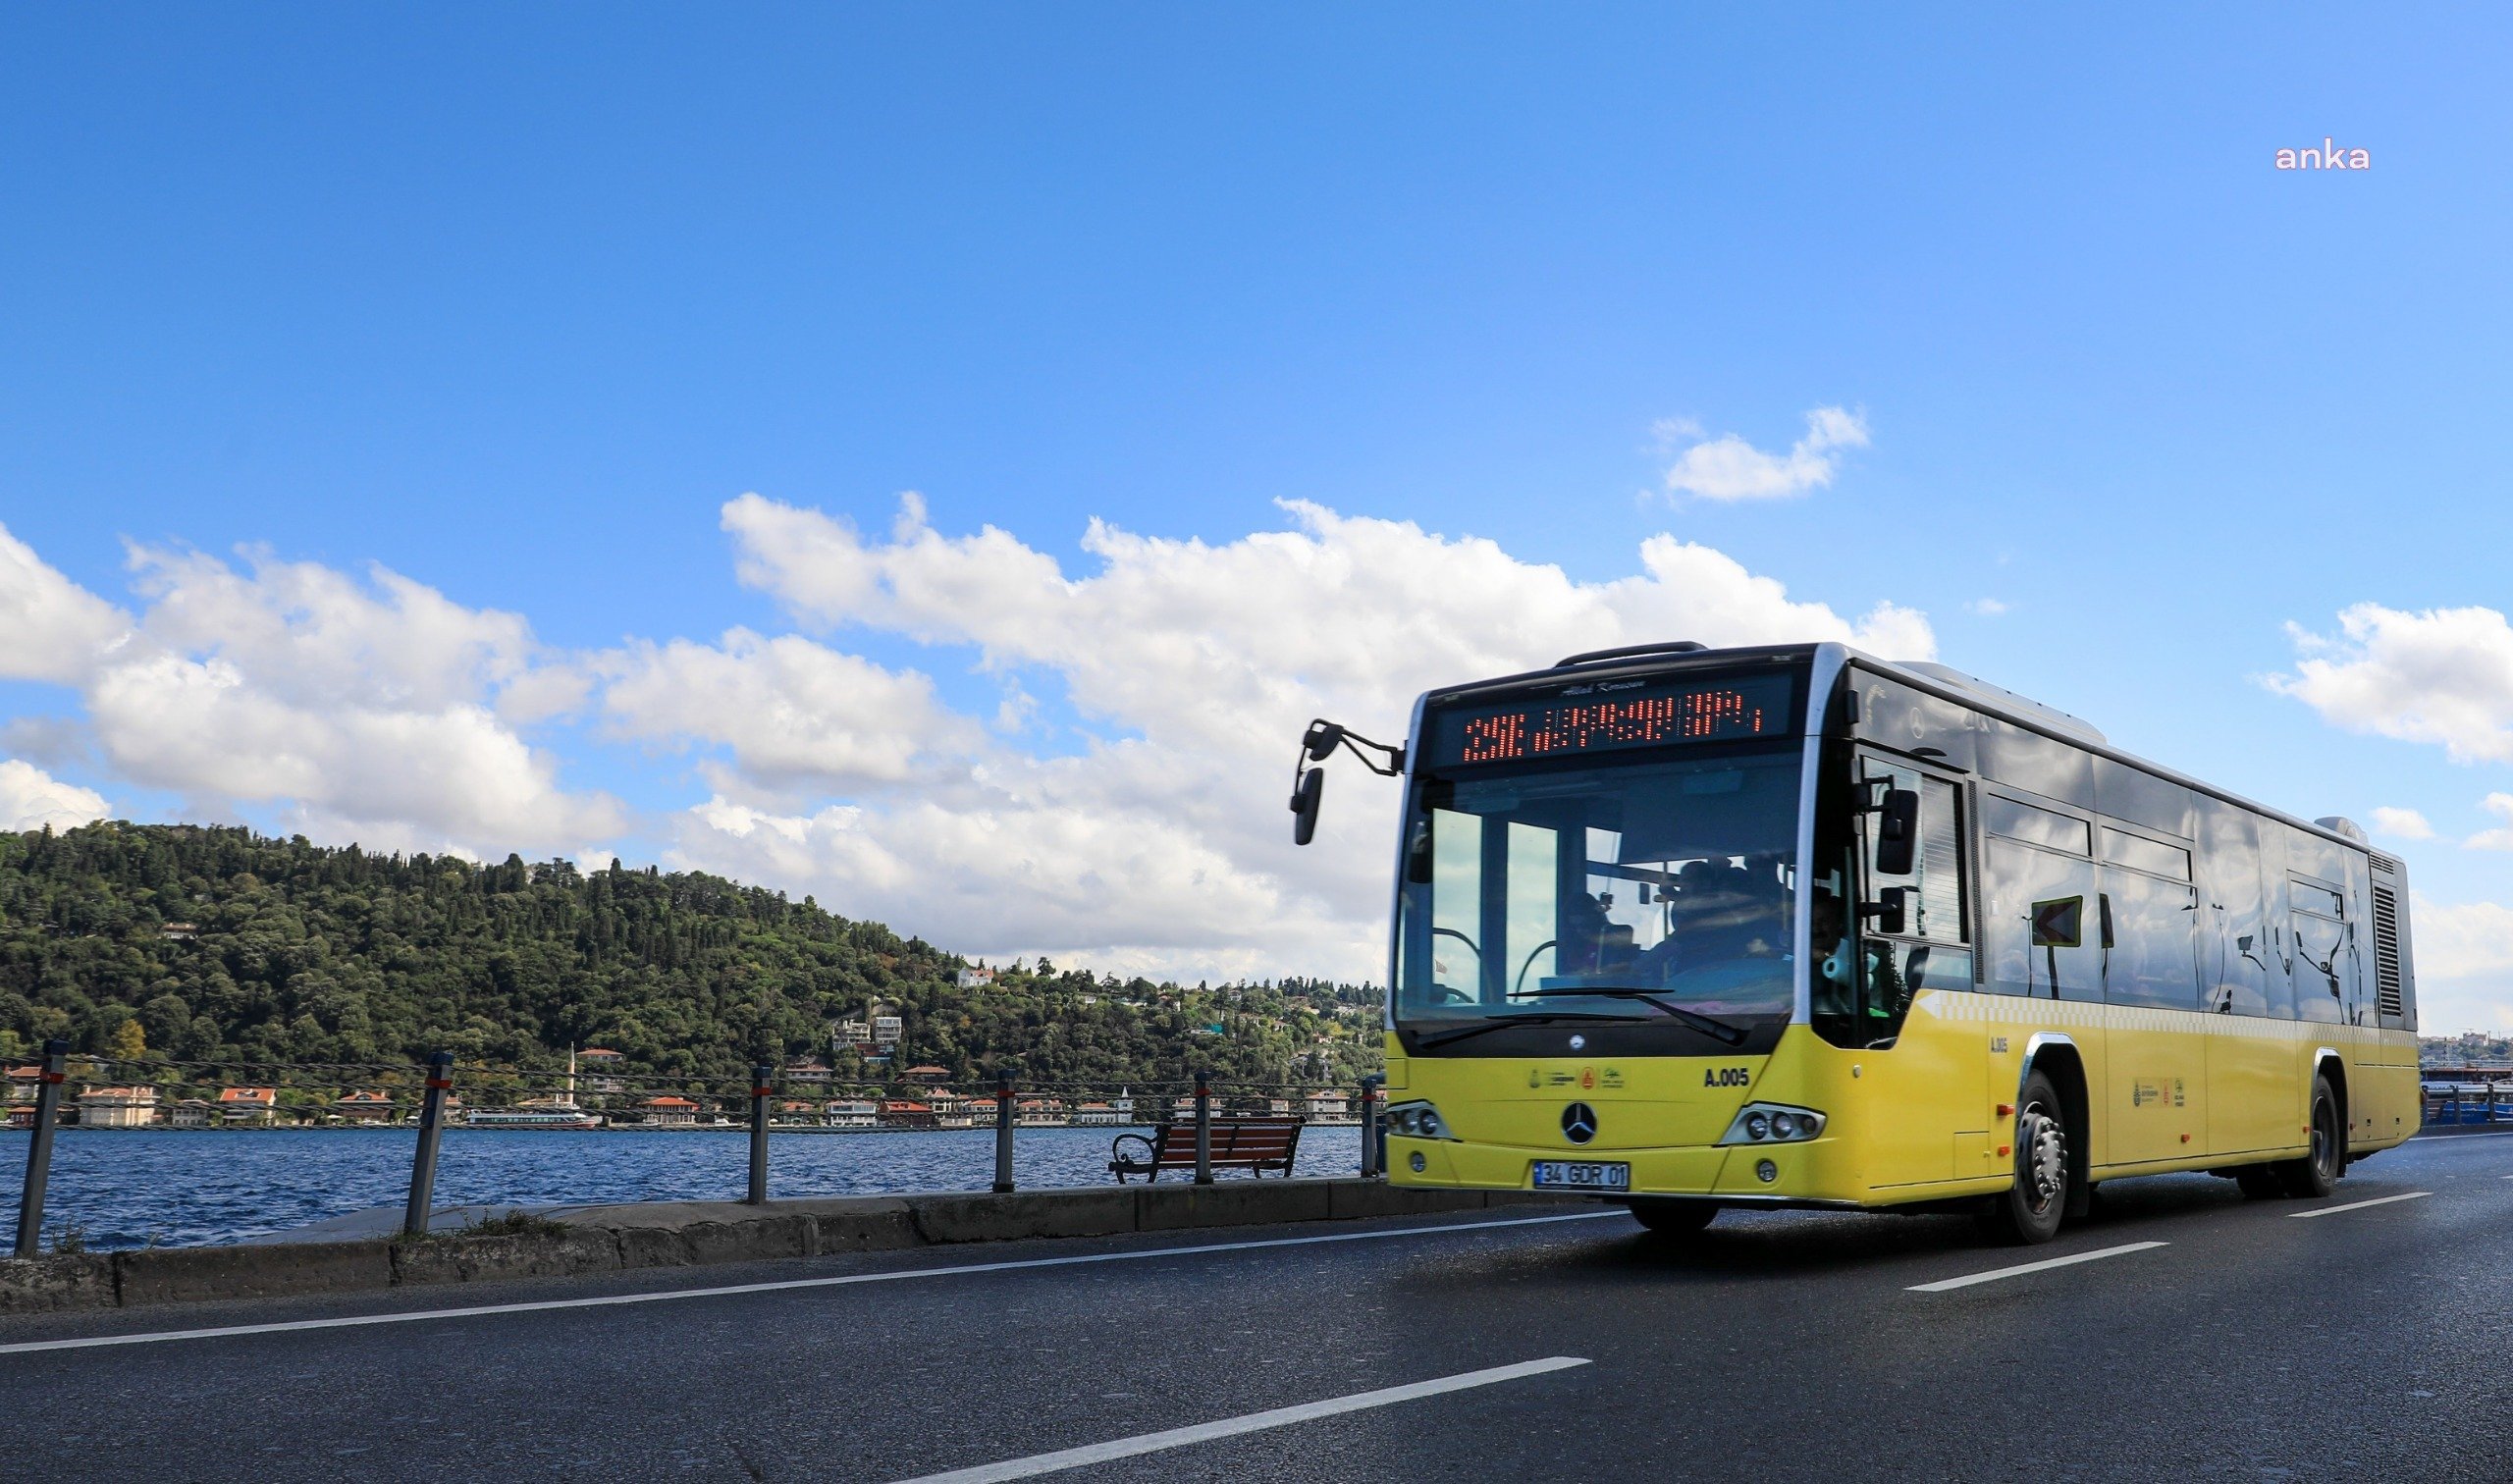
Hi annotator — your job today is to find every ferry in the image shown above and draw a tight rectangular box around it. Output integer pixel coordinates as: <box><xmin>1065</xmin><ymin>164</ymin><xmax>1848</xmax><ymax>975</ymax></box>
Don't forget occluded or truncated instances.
<box><xmin>463</xmin><ymin>1106</ymin><xmax>603</xmax><ymax>1130</ymax></box>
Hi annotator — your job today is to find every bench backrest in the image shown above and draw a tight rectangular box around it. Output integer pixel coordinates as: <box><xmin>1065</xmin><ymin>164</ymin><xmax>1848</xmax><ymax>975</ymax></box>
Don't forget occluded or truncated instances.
<box><xmin>1152</xmin><ymin>1119</ymin><xmax>1303</xmax><ymax>1168</ymax></box>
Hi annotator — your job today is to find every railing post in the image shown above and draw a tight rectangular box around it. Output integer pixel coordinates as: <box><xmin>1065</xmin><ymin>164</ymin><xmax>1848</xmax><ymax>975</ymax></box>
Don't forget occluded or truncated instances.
<box><xmin>1359</xmin><ymin>1074</ymin><xmax>1383</xmax><ymax>1179</ymax></box>
<box><xmin>992</xmin><ymin>1069</ymin><xmax>1016</xmax><ymax>1194</ymax></box>
<box><xmin>1193</xmin><ymin>1071</ymin><xmax>1213</xmax><ymax>1186</ymax></box>
<box><xmin>13</xmin><ymin>1038</ymin><xmax>69</xmax><ymax>1258</ymax></box>
<box><xmin>747</xmin><ymin>1064</ymin><xmax>774</xmax><ymax>1205</ymax></box>
<box><xmin>402</xmin><ymin>1051</ymin><xmax>454</xmax><ymax>1239</ymax></box>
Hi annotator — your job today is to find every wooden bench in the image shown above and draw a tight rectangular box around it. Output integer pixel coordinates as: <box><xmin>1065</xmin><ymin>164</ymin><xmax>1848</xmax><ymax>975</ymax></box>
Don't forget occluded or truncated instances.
<box><xmin>1108</xmin><ymin>1118</ymin><xmax>1304</xmax><ymax>1183</ymax></box>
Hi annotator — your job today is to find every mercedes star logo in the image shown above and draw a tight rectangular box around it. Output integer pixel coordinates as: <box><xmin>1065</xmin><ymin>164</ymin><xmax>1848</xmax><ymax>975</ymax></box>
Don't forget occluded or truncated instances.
<box><xmin>1561</xmin><ymin>1102</ymin><xmax>1598</xmax><ymax>1144</ymax></box>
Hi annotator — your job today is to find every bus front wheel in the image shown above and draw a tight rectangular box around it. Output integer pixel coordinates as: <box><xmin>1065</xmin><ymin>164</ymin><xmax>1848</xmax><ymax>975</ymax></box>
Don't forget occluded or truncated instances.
<box><xmin>1981</xmin><ymin>1070</ymin><xmax>2069</xmax><ymax>1246</ymax></box>
<box><xmin>2274</xmin><ymin>1075</ymin><xmax>2344</xmax><ymax>1198</ymax></box>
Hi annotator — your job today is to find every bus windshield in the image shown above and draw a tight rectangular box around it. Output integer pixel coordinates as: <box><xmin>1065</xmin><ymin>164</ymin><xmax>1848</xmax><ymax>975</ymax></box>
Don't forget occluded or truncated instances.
<box><xmin>1395</xmin><ymin>742</ymin><xmax>1803</xmax><ymax>1051</ymax></box>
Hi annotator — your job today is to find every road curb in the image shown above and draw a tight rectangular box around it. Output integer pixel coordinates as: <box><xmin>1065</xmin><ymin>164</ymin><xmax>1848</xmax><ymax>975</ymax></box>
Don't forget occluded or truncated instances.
<box><xmin>0</xmin><ymin>1180</ymin><xmax>1587</xmax><ymax>1314</ymax></box>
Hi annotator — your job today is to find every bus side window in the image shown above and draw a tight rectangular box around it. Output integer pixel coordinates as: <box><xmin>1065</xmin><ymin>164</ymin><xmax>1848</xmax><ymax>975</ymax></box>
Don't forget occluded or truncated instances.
<box><xmin>1980</xmin><ymin>791</ymin><xmax>2102</xmax><ymax>1001</ymax></box>
<box><xmin>2194</xmin><ymin>799</ymin><xmax>2272</xmax><ymax>1017</ymax></box>
<box><xmin>2289</xmin><ymin>875</ymin><xmax>2348</xmax><ymax>1026</ymax></box>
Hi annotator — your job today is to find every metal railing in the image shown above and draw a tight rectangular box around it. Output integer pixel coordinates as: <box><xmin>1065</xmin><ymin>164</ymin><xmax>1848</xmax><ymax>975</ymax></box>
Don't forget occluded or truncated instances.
<box><xmin>5</xmin><ymin>1044</ymin><xmax>1391</xmax><ymax>1250</ymax></box>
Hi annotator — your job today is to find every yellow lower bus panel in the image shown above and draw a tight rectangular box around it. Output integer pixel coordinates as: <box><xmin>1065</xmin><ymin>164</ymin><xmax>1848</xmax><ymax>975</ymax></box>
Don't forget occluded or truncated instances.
<box><xmin>1382</xmin><ymin>990</ymin><xmax>2418</xmax><ymax>1212</ymax></box>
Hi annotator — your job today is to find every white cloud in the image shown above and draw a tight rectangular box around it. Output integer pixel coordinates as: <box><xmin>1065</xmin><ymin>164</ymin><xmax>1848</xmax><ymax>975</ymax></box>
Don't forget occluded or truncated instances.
<box><xmin>599</xmin><ymin>629</ymin><xmax>973</xmax><ymax>799</ymax></box>
<box><xmin>696</xmin><ymin>493</ymin><xmax>1933</xmax><ymax>976</ymax></box>
<box><xmin>2269</xmin><ymin>603</ymin><xmax>2513</xmax><ymax>764</ymax></box>
<box><xmin>1661</xmin><ymin>405</ymin><xmax>1870</xmax><ymax>503</ymax></box>
<box><xmin>0</xmin><ymin>498</ymin><xmax>1937</xmax><ymax>980</ymax></box>
<box><xmin>1967</xmin><ymin>598</ymin><xmax>2011</xmax><ymax>617</ymax></box>
<box><xmin>2369</xmin><ymin>806</ymin><xmax>2434</xmax><ymax>840</ymax></box>
<box><xmin>2463</xmin><ymin>793</ymin><xmax>2513</xmax><ymax>852</ymax></box>
<box><xmin>2406</xmin><ymin>894</ymin><xmax>2513</xmax><ymax>1034</ymax></box>
<box><xmin>0</xmin><ymin>759</ymin><xmax>109</xmax><ymax>833</ymax></box>
<box><xmin>0</xmin><ymin>524</ymin><xmax>133</xmax><ymax>684</ymax></box>
<box><xmin>4</xmin><ymin>538</ymin><xmax>619</xmax><ymax>858</ymax></box>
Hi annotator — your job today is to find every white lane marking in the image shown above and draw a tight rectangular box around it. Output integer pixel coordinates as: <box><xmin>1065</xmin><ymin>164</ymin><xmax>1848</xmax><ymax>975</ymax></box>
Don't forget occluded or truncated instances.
<box><xmin>886</xmin><ymin>1356</ymin><xmax>1591</xmax><ymax>1484</ymax></box>
<box><xmin>0</xmin><ymin>1210</ymin><xmax>1625</xmax><ymax>1357</ymax></box>
<box><xmin>1906</xmin><ymin>1241</ymin><xmax>2167</xmax><ymax>1293</ymax></box>
<box><xmin>2287</xmin><ymin>1191</ymin><xmax>2433</xmax><ymax>1219</ymax></box>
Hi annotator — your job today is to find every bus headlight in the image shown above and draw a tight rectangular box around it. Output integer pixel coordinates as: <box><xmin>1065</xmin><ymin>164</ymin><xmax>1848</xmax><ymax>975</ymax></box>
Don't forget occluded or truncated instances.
<box><xmin>1719</xmin><ymin>1102</ymin><xmax>1827</xmax><ymax>1145</ymax></box>
<box><xmin>1387</xmin><ymin>1100</ymin><xmax>1454</xmax><ymax>1140</ymax></box>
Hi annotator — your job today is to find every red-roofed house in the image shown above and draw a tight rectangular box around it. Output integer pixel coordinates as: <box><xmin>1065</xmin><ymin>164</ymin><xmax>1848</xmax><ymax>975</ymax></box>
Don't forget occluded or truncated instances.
<box><xmin>77</xmin><ymin>1086</ymin><xmax>159</xmax><ymax>1128</ymax></box>
<box><xmin>638</xmin><ymin>1095</ymin><xmax>699</xmax><ymax>1128</ymax></box>
<box><xmin>333</xmin><ymin>1090</ymin><xmax>396</xmax><ymax>1124</ymax></box>
<box><xmin>219</xmin><ymin>1086</ymin><xmax>278</xmax><ymax>1125</ymax></box>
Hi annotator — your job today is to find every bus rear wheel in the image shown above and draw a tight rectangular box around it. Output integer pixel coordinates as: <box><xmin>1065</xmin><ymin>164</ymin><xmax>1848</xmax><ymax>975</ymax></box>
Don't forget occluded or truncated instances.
<box><xmin>2274</xmin><ymin>1075</ymin><xmax>2344</xmax><ymax>1198</ymax></box>
<box><xmin>1627</xmin><ymin>1200</ymin><xmax>1718</xmax><ymax>1238</ymax></box>
<box><xmin>1981</xmin><ymin>1070</ymin><xmax>2069</xmax><ymax>1246</ymax></box>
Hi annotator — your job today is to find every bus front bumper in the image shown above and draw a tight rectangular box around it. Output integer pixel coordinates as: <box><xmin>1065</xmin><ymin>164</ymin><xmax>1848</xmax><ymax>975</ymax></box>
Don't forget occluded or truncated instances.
<box><xmin>1389</xmin><ymin>1133</ymin><xmax>1862</xmax><ymax>1205</ymax></box>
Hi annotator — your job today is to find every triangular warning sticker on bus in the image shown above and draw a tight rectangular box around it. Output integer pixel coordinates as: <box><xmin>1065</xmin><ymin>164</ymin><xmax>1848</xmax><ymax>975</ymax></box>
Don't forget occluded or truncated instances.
<box><xmin>2030</xmin><ymin>895</ymin><xmax>2083</xmax><ymax>948</ymax></box>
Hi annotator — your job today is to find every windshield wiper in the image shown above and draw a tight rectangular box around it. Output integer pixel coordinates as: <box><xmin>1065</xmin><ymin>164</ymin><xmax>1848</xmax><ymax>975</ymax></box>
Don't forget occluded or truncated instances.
<box><xmin>1517</xmin><ymin>986</ymin><xmax>1749</xmax><ymax>1046</ymax></box>
<box><xmin>1410</xmin><ymin>1011</ymin><xmax>1643</xmax><ymax>1051</ymax></box>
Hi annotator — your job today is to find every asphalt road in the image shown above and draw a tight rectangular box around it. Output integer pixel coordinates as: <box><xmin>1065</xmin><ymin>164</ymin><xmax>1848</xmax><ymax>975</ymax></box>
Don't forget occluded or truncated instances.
<box><xmin>5</xmin><ymin>1132</ymin><xmax>2509</xmax><ymax>1483</ymax></box>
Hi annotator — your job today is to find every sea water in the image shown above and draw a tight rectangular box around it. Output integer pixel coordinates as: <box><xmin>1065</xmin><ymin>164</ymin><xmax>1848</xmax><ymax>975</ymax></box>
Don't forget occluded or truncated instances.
<box><xmin>0</xmin><ymin>1124</ymin><xmax>1365</xmax><ymax>1250</ymax></box>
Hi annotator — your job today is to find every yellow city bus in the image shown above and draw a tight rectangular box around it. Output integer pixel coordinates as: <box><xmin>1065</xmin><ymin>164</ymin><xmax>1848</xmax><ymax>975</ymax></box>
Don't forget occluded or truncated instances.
<box><xmin>1291</xmin><ymin>642</ymin><xmax>2423</xmax><ymax>1243</ymax></box>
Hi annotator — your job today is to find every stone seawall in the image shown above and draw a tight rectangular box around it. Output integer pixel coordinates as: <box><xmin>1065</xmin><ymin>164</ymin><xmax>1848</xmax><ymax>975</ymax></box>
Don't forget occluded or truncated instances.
<box><xmin>0</xmin><ymin>1180</ymin><xmax>1577</xmax><ymax>1315</ymax></box>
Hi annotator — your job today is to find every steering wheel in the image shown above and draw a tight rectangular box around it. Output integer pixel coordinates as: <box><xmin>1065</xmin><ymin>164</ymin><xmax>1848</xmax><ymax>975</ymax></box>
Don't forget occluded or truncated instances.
<box><xmin>1427</xmin><ymin>928</ymin><xmax>1483</xmax><ymax>1003</ymax></box>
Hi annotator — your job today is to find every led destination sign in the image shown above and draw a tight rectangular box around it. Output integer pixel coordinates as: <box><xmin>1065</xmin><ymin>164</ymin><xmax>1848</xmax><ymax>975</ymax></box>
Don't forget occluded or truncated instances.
<box><xmin>1428</xmin><ymin>672</ymin><xmax>1795</xmax><ymax>768</ymax></box>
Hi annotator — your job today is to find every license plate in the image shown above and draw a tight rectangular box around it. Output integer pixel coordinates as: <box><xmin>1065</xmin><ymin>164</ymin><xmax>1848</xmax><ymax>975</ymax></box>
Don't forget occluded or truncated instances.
<box><xmin>1530</xmin><ymin>1160</ymin><xmax>1630</xmax><ymax>1191</ymax></box>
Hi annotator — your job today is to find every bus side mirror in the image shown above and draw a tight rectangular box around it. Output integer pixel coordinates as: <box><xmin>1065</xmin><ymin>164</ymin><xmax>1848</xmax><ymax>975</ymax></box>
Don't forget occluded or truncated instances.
<box><xmin>1860</xmin><ymin>885</ymin><xmax>1907</xmax><ymax>936</ymax></box>
<box><xmin>1875</xmin><ymin>787</ymin><xmax>1918</xmax><ymax>876</ymax></box>
<box><xmin>1291</xmin><ymin>768</ymin><xmax>1325</xmax><ymax>845</ymax></box>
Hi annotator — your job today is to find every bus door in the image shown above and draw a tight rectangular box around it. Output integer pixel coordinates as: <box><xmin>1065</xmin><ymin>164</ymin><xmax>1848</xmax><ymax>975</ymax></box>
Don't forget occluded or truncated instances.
<box><xmin>1850</xmin><ymin>751</ymin><xmax>1984</xmax><ymax>1187</ymax></box>
<box><xmin>2095</xmin><ymin>822</ymin><xmax>2208</xmax><ymax>1164</ymax></box>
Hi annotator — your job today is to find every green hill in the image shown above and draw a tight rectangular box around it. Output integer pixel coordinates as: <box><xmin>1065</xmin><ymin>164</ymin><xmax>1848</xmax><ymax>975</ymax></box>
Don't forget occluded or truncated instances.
<box><xmin>0</xmin><ymin>822</ymin><xmax>1381</xmax><ymax>1091</ymax></box>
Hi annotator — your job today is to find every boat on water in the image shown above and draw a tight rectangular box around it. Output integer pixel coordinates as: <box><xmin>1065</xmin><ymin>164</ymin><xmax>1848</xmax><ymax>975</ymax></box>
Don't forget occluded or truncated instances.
<box><xmin>462</xmin><ymin>1107</ymin><xmax>604</xmax><ymax>1130</ymax></box>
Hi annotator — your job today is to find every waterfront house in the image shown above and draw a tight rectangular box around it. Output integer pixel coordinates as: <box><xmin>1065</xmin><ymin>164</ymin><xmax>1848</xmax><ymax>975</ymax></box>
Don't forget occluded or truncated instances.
<box><xmin>822</xmin><ymin>1098</ymin><xmax>880</xmax><ymax>1128</ymax></box>
<box><xmin>1070</xmin><ymin>1100</ymin><xmax>1124</xmax><ymax>1127</ymax></box>
<box><xmin>219</xmin><ymin>1086</ymin><xmax>278</xmax><ymax>1125</ymax></box>
<box><xmin>878</xmin><ymin>1098</ymin><xmax>937</xmax><ymax>1129</ymax></box>
<box><xmin>78</xmin><ymin>1086</ymin><xmax>159</xmax><ymax>1128</ymax></box>
<box><xmin>333</xmin><ymin>1090</ymin><xmax>396</xmax><ymax>1124</ymax></box>
<box><xmin>637</xmin><ymin>1095</ymin><xmax>700</xmax><ymax>1128</ymax></box>
<box><xmin>1304</xmin><ymin>1089</ymin><xmax>1350</xmax><ymax>1122</ymax></box>
<box><xmin>169</xmin><ymin>1098</ymin><xmax>213</xmax><ymax>1129</ymax></box>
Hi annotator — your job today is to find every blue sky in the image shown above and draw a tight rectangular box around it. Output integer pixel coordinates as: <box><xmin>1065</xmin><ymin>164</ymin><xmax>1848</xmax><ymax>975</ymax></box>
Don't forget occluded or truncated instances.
<box><xmin>5</xmin><ymin>6</ymin><xmax>2512</xmax><ymax>1031</ymax></box>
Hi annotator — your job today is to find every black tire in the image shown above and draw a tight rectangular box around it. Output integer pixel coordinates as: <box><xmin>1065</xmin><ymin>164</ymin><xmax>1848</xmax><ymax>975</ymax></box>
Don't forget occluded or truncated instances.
<box><xmin>2274</xmin><ymin>1075</ymin><xmax>2344</xmax><ymax>1198</ymax></box>
<box><xmin>1980</xmin><ymin>1069</ymin><xmax>2070</xmax><ymax>1246</ymax></box>
<box><xmin>2233</xmin><ymin>1165</ymin><xmax>2285</xmax><ymax>1199</ymax></box>
<box><xmin>1628</xmin><ymin>1200</ymin><xmax>1718</xmax><ymax>1238</ymax></box>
